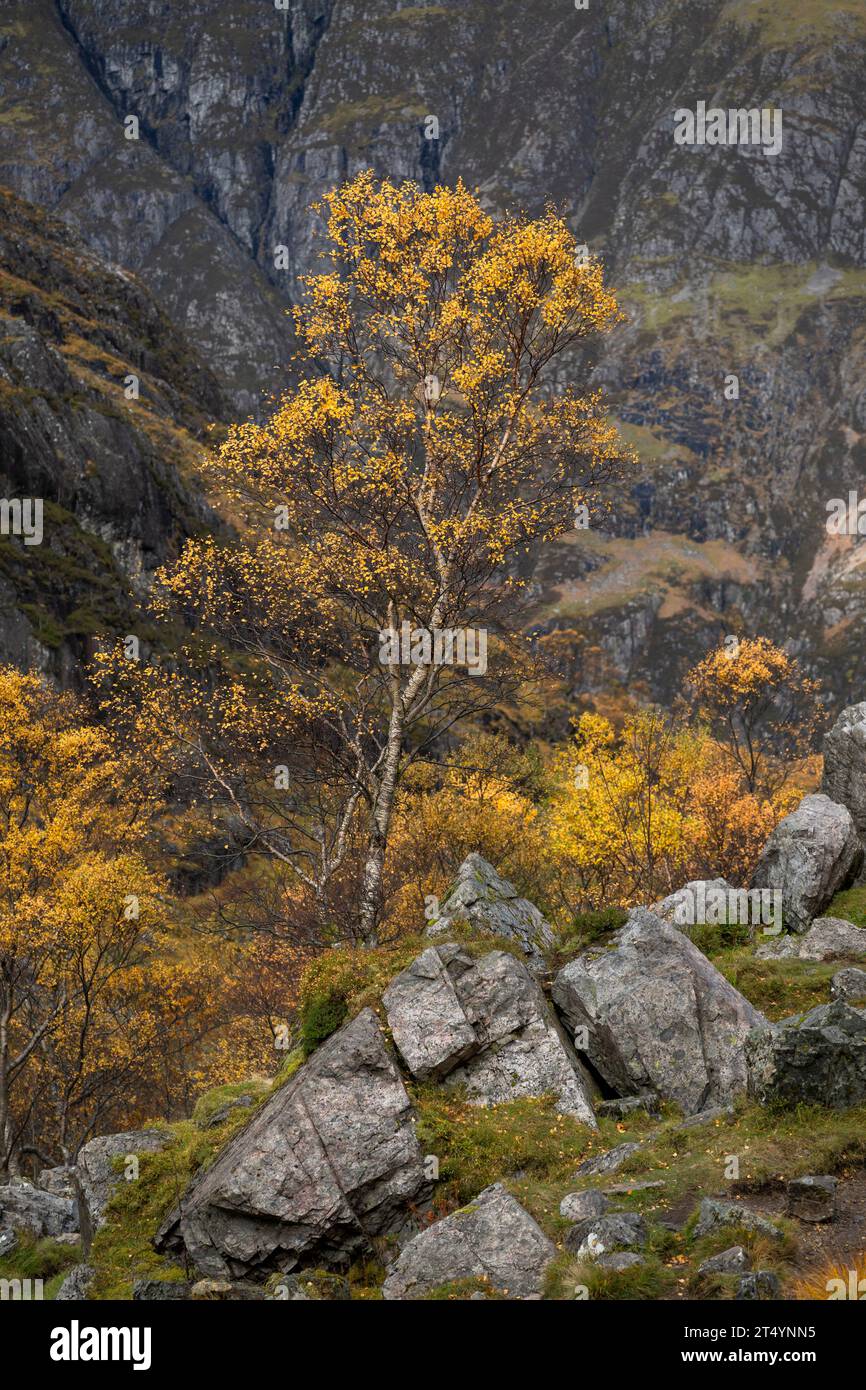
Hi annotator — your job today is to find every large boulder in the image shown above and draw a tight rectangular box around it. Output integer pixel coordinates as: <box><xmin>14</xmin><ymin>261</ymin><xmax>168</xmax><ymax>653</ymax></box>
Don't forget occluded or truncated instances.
<box><xmin>75</xmin><ymin>1129</ymin><xmax>168</xmax><ymax>1253</ymax></box>
<box><xmin>0</xmin><ymin>1181</ymin><xmax>77</xmax><ymax>1239</ymax></box>
<box><xmin>383</xmin><ymin>944</ymin><xmax>597</xmax><ymax>1125</ymax></box>
<box><xmin>552</xmin><ymin>908</ymin><xmax>766</xmax><ymax>1115</ymax></box>
<box><xmin>822</xmin><ymin>701</ymin><xmax>866</xmax><ymax>837</ymax></box>
<box><xmin>381</xmin><ymin>1183</ymin><xmax>555</xmax><ymax>1300</ymax></box>
<box><xmin>756</xmin><ymin>916</ymin><xmax>866</xmax><ymax>962</ymax></box>
<box><xmin>750</xmin><ymin>794</ymin><xmax>862</xmax><ymax>932</ymax></box>
<box><xmin>424</xmin><ymin>853</ymin><xmax>553</xmax><ymax>970</ymax></box>
<box><xmin>155</xmin><ymin>1008</ymin><xmax>432</xmax><ymax>1279</ymax></box>
<box><xmin>746</xmin><ymin>1001</ymin><xmax>866</xmax><ymax>1109</ymax></box>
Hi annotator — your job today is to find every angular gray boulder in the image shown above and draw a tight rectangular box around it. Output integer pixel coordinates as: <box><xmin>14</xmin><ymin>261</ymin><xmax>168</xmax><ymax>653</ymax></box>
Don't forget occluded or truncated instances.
<box><xmin>564</xmin><ymin>1211</ymin><xmax>647</xmax><ymax>1257</ymax></box>
<box><xmin>756</xmin><ymin>917</ymin><xmax>866</xmax><ymax>961</ymax></box>
<box><xmin>0</xmin><ymin>1181</ymin><xmax>77</xmax><ymax>1239</ymax></box>
<box><xmin>155</xmin><ymin>1008</ymin><xmax>432</xmax><ymax>1279</ymax></box>
<box><xmin>381</xmin><ymin>1183</ymin><xmax>555</xmax><ymax>1300</ymax></box>
<box><xmin>822</xmin><ymin>701</ymin><xmax>866</xmax><ymax>837</ymax></box>
<box><xmin>832</xmin><ymin>966</ymin><xmax>866</xmax><ymax>1001</ymax></box>
<box><xmin>756</xmin><ymin>916</ymin><xmax>866</xmax><ymax>961</ymax></box>
<box><xmin>693</xmin><ymin>1197</ymin><xmax>783</xmax><ymax>1242</ymax></box>
<box><xmin>750</xmin><ymin>794</ymin><xmax>862</xmax><ymax>931</ymax></box>
<box><xmin>552</xmin><ymin>908</ymin><xmax>766</xmax><ymax>1115</ymax></box>
<box><xmin>575</xmin><ymin>1141</ymin><xmax>643</xmax><ymax>1177</ymax></box>
<box><xmin>698</xmin><ymin>1246</ymin><xmax>750</xmax><ymax>1276</ymax></box>
<box><xmin>786</xmin><ymin>1176</ymin><xmax>836</xmax><ymax>1223</ymax></box>
<box><xmin>382</xmin><ymin>944</ymin><xmax>597</xmax><ymax>1126</ymax></box>
<box><xmin>424</xmin><ymin>853</ymin><xmax>553</xmax><ymax>970</ymax></box>
<box><xmin>737</xmin><ymin>1271</ymin><xmax>781</xmax><ymax>1300</ymax></box>
<box><xmin>559</xmin><ymin>1190</ymin><xmax>608</xmax><ymax>1222</ymax></box>
<box><xmin>746</xmin><ymin>1001</ymin><xmax>866</xmax><ymax>1109</ymax></box>
<box><xmin>795</xmin><ymin>917</ymin><xmax>866</xmax><ymax>960</ymax></box>
<box><xmin>39</xmin><ymin>1165</ymin><xmax>76</xmax><ymax>1199</ymax></box>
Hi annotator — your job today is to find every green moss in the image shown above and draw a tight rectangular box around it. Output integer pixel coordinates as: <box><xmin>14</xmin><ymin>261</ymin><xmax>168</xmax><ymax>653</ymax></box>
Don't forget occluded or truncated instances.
<box><xmin>622</xmin><ymin>262</ymin><xmax>866</xmax><ymax>353</ymax></box>
<box><xmin>424</xmin><ymin>1276</ymin><xmax>508</xmax><ymax>1300</ymax></box>
<box><xmin>300</xmin><ymin>991</ymin><xmax>349</xmax><ymax>1057</ymax></box>
<box><xmin>412</xmin><ymin>1088</ymin><xmax>599</xmax><ymax>1211</ymax></box>
<box><xmin>722</xmin><ymin>0</ymin><xmax>866</xmax><ymax>48</ymax></box>
<box><xmin>549</xmin><ymin>906</ymin><xmax>629</xmax><ymax>963</ymax></box>
<box><xmin>19</xmin><ymin>603</ymin><xmax>65</xmax><ymax>648</ymax></box>
<box><xmin>687</xmin><ymin>919</ymin><xmax>754</xmax><ymax>956</ymax></box>
<box><xmin>88</xmin><ymin>1115</ymin><xmax>251</xmax><ymax>1300</ymax></box>
<box><xmin>274</xmin><ymin>1045</ymin><xmax>305</xmax><ymax>1086</ymax></box>
<box><xmin>296</xmin><ymin>930</ymin><xmax>528</xmax><ymax>1059</ymax></box>
<box><xmin>191</xmin><ymin>1079</ymin><xmax>270</xmax><ymax>1129</ymax></box>
<box><xmin>825</xmin><ymin>885</ymin><xmax>866</xmax><ymax>929</ymax></box>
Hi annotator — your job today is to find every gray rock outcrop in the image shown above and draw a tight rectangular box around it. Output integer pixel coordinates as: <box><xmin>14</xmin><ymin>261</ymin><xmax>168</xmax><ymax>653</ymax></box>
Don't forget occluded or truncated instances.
<box><xmin>746</xmin><ymin>1001</ymin><xmax>866</xmax><ymax>1109</ymax></box>
<box><xmin>652</xmin><ymin>880</ymin><xmax>735</xmax><ymax>931</ymax></box>
<box><xmin>564</xmin><ymin>1211</ymin><xmax>647</xmax><ymax>1257</ymax></box>
<box><xmin>786</xmin><ymin>1176</ymin><xmax>836</xmax><ymax>1222</ymax></box>
<box><xmin>756</xmin><ymin>917</ymin><xmax>866</xmax><ymax>961</ymax></box>
<box><xmin>155</xmin><ymin>1008</ymin><xmax>432</xmax><ymax>1279</ymax></box>
<box><xmin>693</xmin><ymin>1198</ymin><xmax>783</xmax><ymax>1242</ymax></box>
<box><xmin>383</xmin><ymin>943</ymin><xmax>597</xmax><ymax>1125</ymax></box>
<box><xmin>75</xmin><ymin>1129</ymin><xmax>168</xmax><ymax>1252</ymax></box>
<box><xmin>552</xmin><ymin>909</ymin><xmax>766</xmax><ymax>1115</ymax></box>
<box><xmin>750</xmin><ymin>794</ymin><xmax>862</xmax><ymax>931</ymax></box>
<box><xmin>698</xmin><ymin>1246</ymin><xmax>750</xmax><ymax>1276</ymax></box>
<box><xmin>832</xmin><ymin>967</ymin><xmax>866</xmax><ymax>1001</ymax></box>
<box><xmin>0</xmin><ymin>1181</ymin><xmax>77</xmax><ymax>1239</ymax></box>
<box><xmin>822</xmin><ymin>702</ymin><xmax>866</xmax><ymax>836</ymax></box>
<box><xmin>559</xmin><ymin>1190</ymin><xmax>608</xmax><ymax>1222</ymax></box>
<box><xmin>381</xmin><ymin>1183</ymin><xmax>555</xmax><ymax>1300</ymax></box>
<box><xmin>54</xmin><ymin>1263</ymin><xmax>95</xmax><ymax>1300</ymax></box>
<box><xmin>424</xmin><ymin>854</ymin><xmax>553</xmax><ymax>970</ymax></box>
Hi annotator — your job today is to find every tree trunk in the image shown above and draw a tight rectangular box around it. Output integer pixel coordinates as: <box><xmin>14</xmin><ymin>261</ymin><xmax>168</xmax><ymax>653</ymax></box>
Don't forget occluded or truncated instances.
<box><xmin>357</xmin><ymin>700</ymin><xmax>405</xmax><ymax>943</ymax></box>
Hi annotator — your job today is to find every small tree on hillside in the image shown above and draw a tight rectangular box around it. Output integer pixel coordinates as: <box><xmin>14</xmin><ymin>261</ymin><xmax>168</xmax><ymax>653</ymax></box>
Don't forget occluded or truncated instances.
<box><xmin>100</xmin><ymin>174</ymin><xmax>633</xmax><ymax>941</ymax></box>
<box><xmin>0</xmin><ymin>669</ymin><xmax>215</xmax><ymax>1172</ymax></box>
<box><xmin>686</xmin><ymin>636</ymin><xmax>821</xmax><ymax>799</ymax></box>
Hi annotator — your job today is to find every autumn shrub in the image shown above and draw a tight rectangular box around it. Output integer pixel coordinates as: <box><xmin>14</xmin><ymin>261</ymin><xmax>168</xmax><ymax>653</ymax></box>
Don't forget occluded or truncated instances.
<box><xmin>545</xmin><ymin>698</ymin><xmax>804</xmax><ymax>912</ymax></box>
<box><xmin>381</xmin><ymin>735</ymin><xmax>555</xmax><ymax>939</ymax></box>
<box><xmin>687</xmin><ymin>636</ymin><xmax>821</xmax><ymax>800</ymax></box>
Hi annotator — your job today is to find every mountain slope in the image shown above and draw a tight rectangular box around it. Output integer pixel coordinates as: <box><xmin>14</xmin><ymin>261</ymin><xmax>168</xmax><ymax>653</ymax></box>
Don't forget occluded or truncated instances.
<box><xmin>0</xmin><ymin>186</ymin><xmax>222</xmax><ymax>677</ymax></box>
<box><xmin>0</xmin><ymin>0</ymin><xmax>864</xmax><ymax>700</ymax></box>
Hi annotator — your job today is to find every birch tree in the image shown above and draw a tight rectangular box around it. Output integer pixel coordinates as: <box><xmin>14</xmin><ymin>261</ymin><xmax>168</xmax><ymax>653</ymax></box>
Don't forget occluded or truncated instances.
<box><xmin>101</xmin><ymin>174</ymin><xmax>632</xmax><ymax>942</ymax></box>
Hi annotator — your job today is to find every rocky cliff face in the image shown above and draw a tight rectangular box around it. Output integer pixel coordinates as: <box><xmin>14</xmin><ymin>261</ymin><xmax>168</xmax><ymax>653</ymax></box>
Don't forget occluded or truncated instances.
<box><xmin>0</xmin><ymin>186</ymin><xmax>221</xmax><ymax>677</ymax></box>
<box><xmin>1</xmin><ymin>0</ymin><xmax>864</xmax><ymax>701</ymax></box>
